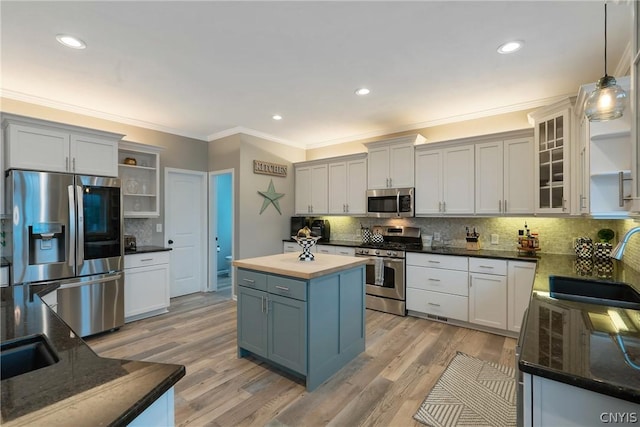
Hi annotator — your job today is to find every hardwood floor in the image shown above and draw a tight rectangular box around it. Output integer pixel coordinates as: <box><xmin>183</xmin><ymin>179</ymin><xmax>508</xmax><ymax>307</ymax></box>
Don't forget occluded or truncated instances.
<box><xmin>86</xmin><ymin>292</ymin><xmax>516</xmax><ymax>427</ymax></box>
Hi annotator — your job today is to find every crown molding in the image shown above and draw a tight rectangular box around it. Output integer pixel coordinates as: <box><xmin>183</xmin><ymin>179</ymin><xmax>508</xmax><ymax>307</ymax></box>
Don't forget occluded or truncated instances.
<box><xmin>0</xmin><ymin>89</ymin><xmax>208</xmax><ymax>141</ymax></box>
<box><xmin>306</xmin><ymin>95</ymin><xmax>569</xmax><ymax>149</ymax></box>
<box><xmin>207</xmin><ymin>126</ymin><xmax>305</xmax><ymax>149</ymax></box>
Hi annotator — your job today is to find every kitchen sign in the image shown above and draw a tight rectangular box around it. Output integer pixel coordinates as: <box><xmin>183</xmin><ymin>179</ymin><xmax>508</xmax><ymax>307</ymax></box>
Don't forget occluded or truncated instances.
<box><xmin>253</xmin><ymin>160</ymin><xmax>287</xmax><ymax>177</ymax></box>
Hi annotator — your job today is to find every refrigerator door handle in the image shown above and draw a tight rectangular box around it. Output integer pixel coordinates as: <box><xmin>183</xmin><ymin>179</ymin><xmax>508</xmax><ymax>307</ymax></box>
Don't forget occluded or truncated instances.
<box><xmin>57</xmin><ymin>273</ymin><xmax>123</xmax><ymax>289</ymax></box>
<box><xmin>76</xmin><ymin>185</ymin><xmax>85</xmax><ymax>267</ymax></box>
<box><xmin>68</xmin><ymin>185</ymin><xmax>76</xmax><ymax>268</ymax></box>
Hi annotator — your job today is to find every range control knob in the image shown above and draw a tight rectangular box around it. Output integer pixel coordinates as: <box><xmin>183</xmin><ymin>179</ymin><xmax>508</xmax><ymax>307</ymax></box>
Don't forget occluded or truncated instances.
<box><xmin>374</xmin><ymin>250</ymin><xmax>380</xmax><ymax>255</ymax></box>
<box><xmin>386</xmin><ymin>250</ymin><xmax>392</xmax><ymax>256</ymax></box>
<box><xmin>391</xmin><ymin>251</ymin><xmax>398</xmax><ymax>257</ymax></box>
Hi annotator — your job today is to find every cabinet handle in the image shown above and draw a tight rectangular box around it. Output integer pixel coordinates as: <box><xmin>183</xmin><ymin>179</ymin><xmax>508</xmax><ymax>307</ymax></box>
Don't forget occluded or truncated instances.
<box><xmin>618</xmin><ymin>171</ymin><xmax>633</xmax><ymax>207</ymax></box>
<box><xmin>141</xmin><ymin>258</ymin><xmax>154</xmax><ymax>262</ymax></box>
<box><xmin>265</xmin><ymin>297</ymin><xmax>269</xmax><ymax>315</ymax></box>
<box><xmin>442</xmin><ymin>201</ymin><xmax>446</xmax><ymax>212</ymax></box>
<box><xmin>428</xmin><ymin>302</ymin><xmax>441</xmax><ymax>307</ymax></box>
<box><xmin>438</xmin><ymin>201</ymin><xmax>442</xmax><ymax>212</ymax></box>
<box><xmin>562</xmin><ymin>199</ymin><xmax>567</xmax><ymax>211</ymax></box>
<box><xmin>275</xmin><ymin>285</ymin><xmax>290</xmax><ymax>291</ymax></box>
<box><xmin>261</xmin><ymin>296</ymin><xmax>265</xmax><ymax>313</ymax></box>
<box><xmin>504</xmin><ymin>200</ymin><xmax>507</xmax><ymax>212</ymax></box>
<box><xmin>478</xmin><ymin>265</ymin><xmax>494</xmax><ymax>269</ymax></box>
<box><xmin>66</xmin><ymin>157</ymin><xmax>69</xmax><ymax>171</ymax></box>
<box><xmin>345</xmin><ymin>203</ymin><xmax>349</xmax><ymax>212</ymax></box>
<box><xmin>428</xmin><ymin>278</ymin><xmax>441</xmax><ymax>282</ymax></box>
<box><xmin>428</xmin><ymin>260</ymin><xmax>440</xmax><ymax>264</ymax></box>
<box><xmin>72</xmin><ymin>157</ymin><xmax>76</xmax><ymax>172</ymax></box>
<box><xmin>242</xmin><ymin>278</ymin><xmax>255</xmax><ymax>284</ymax></box>
<box><xmin>389</xmin><ymin>178</ymin><xmax>392</xmax><ymax>187</ymax></box>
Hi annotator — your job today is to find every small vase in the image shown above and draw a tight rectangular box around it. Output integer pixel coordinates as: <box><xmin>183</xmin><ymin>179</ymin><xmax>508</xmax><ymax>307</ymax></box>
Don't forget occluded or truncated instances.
<box><xmin>594</xmin><ymin>242</ymin><xmax>612</xmax><ymax>259</ymax></box>
<box><xmin>574</xmin><ymin>237</ymin><xmax>593</xmax><ymax>259</ymax></box>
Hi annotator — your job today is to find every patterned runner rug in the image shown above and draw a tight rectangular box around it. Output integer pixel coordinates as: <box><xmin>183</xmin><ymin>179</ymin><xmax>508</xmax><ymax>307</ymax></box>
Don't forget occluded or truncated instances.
<box><xmin>414</xmin><ymin>352</ymin><xmax>516</xmax><ymax>427</ymax></box>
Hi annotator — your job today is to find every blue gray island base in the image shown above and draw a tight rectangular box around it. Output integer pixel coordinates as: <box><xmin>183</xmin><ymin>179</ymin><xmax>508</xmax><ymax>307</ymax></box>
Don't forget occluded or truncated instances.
<box><xmin>237</xmin><ymin>265</ymin><xmax>366</xmax><ymax>391</ymax></box>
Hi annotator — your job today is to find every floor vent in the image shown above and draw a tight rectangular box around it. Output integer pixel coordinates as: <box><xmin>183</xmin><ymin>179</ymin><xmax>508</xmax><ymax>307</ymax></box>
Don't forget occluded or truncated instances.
<box><xmin>426</xmin><ymin>314</ymin><xmax>449</xmax><ymax>322</ymax></box>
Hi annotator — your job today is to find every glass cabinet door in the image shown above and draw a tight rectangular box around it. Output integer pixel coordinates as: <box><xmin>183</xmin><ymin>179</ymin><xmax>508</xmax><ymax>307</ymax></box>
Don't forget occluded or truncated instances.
<box><xmin>535</xmin><ymin>108</ymin><xmax>570</xmax><ymax>213</ymax></box>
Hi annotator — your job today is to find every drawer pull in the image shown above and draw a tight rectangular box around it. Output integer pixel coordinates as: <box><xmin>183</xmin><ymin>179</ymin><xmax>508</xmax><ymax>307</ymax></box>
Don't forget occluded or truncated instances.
<box><xmin>428</xmin><ymin>302</ymin><xmax>441</xmax><ymax>307</ymax></box>
<box><xmin>242</xmin><ymin>278</ymin><xmax>255</xmax><ymax>284</ymax></box>
<box><xmin>479</xmin><ymin>265</ymin><xmax>494</xmax><ymax>269</ymax></box>
<box><xmin>428</xmin><ymin>278</ymin><xmax>441</xmax><ymax>282</ymax></box>
<box><xmin>428</xmin><ymin>260</ymin><xmax>441</xmax><ymax>264</ymax></box>
<box><xmin>141</xmin><ymin>258</ymin><xmax>154</xmax><ymax>262</ymax></box>
<box><xmin>275</xmin><ymin>285</ymin><xmax>290</xmax><ymax>291</ymax></box>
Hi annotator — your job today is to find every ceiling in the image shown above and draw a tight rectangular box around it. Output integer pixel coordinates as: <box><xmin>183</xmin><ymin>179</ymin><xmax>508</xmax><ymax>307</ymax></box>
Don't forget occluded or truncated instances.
<box><xmin>0</xmin><ymin>1</ymin><xmax>632</xmax><ymax>149</ymax></box>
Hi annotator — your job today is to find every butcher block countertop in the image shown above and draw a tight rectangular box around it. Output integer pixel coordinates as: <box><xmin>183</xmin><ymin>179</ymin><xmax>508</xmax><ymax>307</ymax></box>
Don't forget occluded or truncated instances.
<box><xmin>232</xmin><ymin>252</ymin><xmax>366</xmax><ymax>280</ymax></box>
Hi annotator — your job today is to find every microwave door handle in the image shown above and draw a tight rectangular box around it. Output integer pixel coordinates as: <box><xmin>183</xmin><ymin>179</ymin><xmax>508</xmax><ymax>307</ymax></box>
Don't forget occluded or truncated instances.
<box><xmin>68</xmin><ymin>185</ymin><xmax>76</xmax><ymax>268</ymax></box>
<box><xmin>76</xmin><ymin>185</ymin><xmax>84</xmax><ymax>267</ymax></box>
<box><xmin>396</xmin><ymin>190</ymin><xmax>401</xmax><ymax>217</ymax></box>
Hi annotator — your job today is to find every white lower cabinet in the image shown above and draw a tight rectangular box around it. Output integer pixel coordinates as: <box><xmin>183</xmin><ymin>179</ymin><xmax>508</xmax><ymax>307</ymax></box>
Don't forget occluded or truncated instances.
<box><xmin>407</xmin><ymin>254</ymin><xmax>536</xmax><ymax>335</ymax></box>
<box><xmin>523</xmin><ymin>373</ymin><xmax>639</xmax><ymax>427</ymax></box>
<box><xmin>283</xmin><ymin>242</ymin><xmax>298</xmax><ymax>253</ymax></box>
<box><xmin>124</xmin><ymin>251</ymin><xmax>170</xmax><ymax>322</ymax></box>
<box><xmin>406</xmin><ymin>253</ymin><xmax>469</xmax><ymax>321</ymax></box>
<box><xmin>507</xmin><ymin>261</ymin><xmax>536</xmax><ymax>332</ymax></box>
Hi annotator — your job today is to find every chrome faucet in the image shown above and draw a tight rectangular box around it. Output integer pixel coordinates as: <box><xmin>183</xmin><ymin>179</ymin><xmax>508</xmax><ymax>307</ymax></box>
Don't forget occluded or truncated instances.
<box><xmin>611</xmin><ymin>226</ymin><xmax>640</xmax><ymax>260</ymax></box>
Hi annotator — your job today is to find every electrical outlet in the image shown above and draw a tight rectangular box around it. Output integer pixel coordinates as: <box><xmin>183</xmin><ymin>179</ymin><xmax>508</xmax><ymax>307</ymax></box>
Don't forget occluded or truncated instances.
<box><xmin>491</xmin><ymin>234</ymin><xmax>499</xmax><ymax>245</ymax></box>
<box><xmin>434</xmin><ymin>232</ymin><xmax>441</xmax><ymax>241</ymax></box>
<box><xmin>156</xmin><ymin>223</ymin><xmax>162</xmax><ymax>233</ymax></box>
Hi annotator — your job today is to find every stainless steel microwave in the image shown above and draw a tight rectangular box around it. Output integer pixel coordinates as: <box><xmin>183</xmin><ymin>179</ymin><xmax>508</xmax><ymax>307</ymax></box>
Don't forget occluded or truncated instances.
<box><xmin>366</xmin><ymin>188</ymin><xmax>414</xmax><ymax>218</ymax></box>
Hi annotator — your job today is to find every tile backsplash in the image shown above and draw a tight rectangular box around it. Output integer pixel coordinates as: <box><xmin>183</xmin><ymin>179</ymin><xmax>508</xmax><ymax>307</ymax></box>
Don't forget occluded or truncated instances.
<box><xmin>124</xmin><ymin>218</ymin><xmax>153</xmax><ymax>246</ymax></box>
<box><xmin>322</xmin><ymin>216</ymin><xmax>639</xmax><ymax>260</ymax></box>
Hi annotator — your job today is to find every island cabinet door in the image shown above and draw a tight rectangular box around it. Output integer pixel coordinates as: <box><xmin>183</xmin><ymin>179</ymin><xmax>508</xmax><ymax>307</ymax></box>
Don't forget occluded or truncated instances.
<box><xmin>237</xmin><ymin>286</ymin><xmax>268</xmax><ymax>358</ymax></box>
<box><xmin>268</xmin><ymin>293</ymin><xmax>307</xmax><ymax>375</ymax></box>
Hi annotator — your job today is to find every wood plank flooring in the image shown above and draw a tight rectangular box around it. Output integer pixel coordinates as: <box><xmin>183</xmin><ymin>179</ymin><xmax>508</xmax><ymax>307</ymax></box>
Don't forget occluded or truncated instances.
<box><xmin>86</xmin><ymin>291</ymin><xmax>516</xmax><ymax>427</ymax></box>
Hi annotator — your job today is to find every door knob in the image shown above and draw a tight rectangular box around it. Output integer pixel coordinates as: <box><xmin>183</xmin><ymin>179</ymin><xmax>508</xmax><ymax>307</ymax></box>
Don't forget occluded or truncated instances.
<box><xmin>168</xmin><ymin>239</ymin><xmax>174</xmax><ymax>245</ymax></box>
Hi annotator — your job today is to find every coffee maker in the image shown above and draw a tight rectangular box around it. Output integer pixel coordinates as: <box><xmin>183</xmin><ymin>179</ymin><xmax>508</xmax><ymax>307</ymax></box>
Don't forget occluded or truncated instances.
<box><xmin>311</xmin><ymin>219</ymin><xmax>331</xmax><ymax>242</ymax></box>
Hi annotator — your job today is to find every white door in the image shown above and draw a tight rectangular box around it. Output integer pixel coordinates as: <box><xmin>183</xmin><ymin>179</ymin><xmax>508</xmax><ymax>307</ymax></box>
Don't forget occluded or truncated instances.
<box><xmin>165</xmin><ymin>168</ymin><xmax>207</xmax><ymax>297</ymax></box>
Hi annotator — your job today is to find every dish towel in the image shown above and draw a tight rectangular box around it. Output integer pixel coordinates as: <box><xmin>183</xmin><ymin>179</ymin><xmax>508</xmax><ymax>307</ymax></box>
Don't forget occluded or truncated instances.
<box><xmin>374</xmin><ymin>257</ymin><xmax>385</xmax><ymax>286</ymax></box>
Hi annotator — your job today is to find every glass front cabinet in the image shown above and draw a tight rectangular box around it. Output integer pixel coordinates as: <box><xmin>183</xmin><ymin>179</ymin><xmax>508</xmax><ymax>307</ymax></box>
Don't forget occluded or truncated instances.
<box><xmin>529</xmin><ymin>100</ymin><xmax>573</xmax><ymax>214</ymax></box>
<box><xmin>118</xmin><ymin>141</ymin><xmax>163</xmax><ymax>218</ymax></box>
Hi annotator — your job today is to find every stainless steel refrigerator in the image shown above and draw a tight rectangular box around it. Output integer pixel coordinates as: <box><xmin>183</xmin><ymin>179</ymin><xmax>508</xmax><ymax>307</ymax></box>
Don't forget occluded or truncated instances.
<box><xmin>8</xmin><ymin>170</ymin><xmax>124</xmax><ymax>337</ymax></box>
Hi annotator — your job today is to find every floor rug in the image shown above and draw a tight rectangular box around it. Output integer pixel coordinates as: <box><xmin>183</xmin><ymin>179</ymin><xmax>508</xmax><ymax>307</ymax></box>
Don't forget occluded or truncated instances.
<box><xmin>414</xmin><ymin>352</ymin><xmax>516</xmax><ymax>427</ymax></box>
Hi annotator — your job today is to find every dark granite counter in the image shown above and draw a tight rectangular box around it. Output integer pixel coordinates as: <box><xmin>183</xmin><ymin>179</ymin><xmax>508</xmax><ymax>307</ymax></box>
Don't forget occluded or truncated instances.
<box><xmin>0</xmin><ymin>285</ymin><xmax>185</xmax><ymax>426</ymax></box>
<box><xmin>125</xmin><ymin>245</ymin><xmax>171</xmax><ymax>255</ymax></box>
<box><xmin>518</xmin><ymin>255</ymin><xmax>640</xmax><ymax>404</ymax></box>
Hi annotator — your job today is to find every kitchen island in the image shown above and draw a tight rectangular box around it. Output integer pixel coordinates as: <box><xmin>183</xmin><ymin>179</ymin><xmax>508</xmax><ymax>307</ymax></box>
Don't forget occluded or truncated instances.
<box><xmin>233</xmin><ymin>252</ymin><xmax>367</xmax><ymax>391</ymax></box>
<box><xmin>0</xmin><ymin>285</ymin><xmax>185</xmax><ymax>426</ymax></box>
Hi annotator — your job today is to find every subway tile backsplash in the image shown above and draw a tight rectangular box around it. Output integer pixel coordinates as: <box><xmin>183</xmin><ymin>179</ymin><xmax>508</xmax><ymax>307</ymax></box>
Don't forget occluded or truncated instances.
<box><xmin>322</xmin><ymin>216</ymin><xmax>639</xmax><ymax>262</ymax></box>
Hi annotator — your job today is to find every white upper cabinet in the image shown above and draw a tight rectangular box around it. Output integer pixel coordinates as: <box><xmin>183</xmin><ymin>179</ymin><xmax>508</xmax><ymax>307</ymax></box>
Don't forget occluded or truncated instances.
<box><xmin>328</xmin><ymin>155</ymin><xmax>367</xmax><ymax>215</ymax></box>
<box><xmin>575</xmin><ymin>76</ymin><xmax>632</xmax><ymax>217</ymax></box>
<box><xmin>295</xmin><ymin>163</ymin><xmax>328</xmax><ymax>215</ymax></box>
<box><xmin>475</xmin><ymin>136</ymin><xmax>534</xmax><ymax>215</ymax></box>
<box><xmin>119</xmin><ymin>141</ymin><xmax>163</xmax><ymax>218</ymax></box>
<box><xmin>415</xmin><ymin>143</ymin><xmax>474</xmax><ymax>215</ymax></box>
<box><xmin>529</xmin><ymin>100</ymin><xmax>573</xmax><ymax>214</ymax></box>
<box><xmin>2</xmin><ymin>114</ymin><xmax>122</xmax><ymax>177</ymax></box>
<box><xmin>366</xmin><ymin>134</ymin><xmax>424</xmax><ymax>189</ymax></box>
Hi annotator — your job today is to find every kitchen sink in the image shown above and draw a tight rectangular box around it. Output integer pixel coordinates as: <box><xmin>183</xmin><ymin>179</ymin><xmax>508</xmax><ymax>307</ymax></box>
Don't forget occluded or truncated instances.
<box><xmin>549</xmin><ymin>276</ymin><xmax>640</xmax><ymax>310</ymax></box>
<box><xmin>1</xmin><ymin>334</ymin><xmax>59</xmax><ymax>381</ymax></box>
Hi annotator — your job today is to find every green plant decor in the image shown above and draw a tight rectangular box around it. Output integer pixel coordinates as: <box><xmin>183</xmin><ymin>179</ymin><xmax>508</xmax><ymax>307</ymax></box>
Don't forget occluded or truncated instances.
<box><xmin>597</xmin><ymin>228</ymin><xmax>615</xmax><ymax>243</ymax></box>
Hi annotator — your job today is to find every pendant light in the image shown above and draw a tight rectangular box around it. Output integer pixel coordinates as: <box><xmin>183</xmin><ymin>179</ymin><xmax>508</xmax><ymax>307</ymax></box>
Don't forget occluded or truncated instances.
<box><xmin>584</xmin><ymin>2</ymin><xmax>627</xmax><ymax>121</ymax></box>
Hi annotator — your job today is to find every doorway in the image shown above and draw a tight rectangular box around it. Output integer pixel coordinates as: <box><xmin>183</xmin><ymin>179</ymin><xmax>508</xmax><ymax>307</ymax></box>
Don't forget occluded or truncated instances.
<box><xmin>209</xmin><ymin>169</ymin><xmax>234</xmax><ymax>293</ymax></box>
<box><xmin>165</xmin><ymin>168</ymin><xmax>207</xmax><ymax>297</ymax></box>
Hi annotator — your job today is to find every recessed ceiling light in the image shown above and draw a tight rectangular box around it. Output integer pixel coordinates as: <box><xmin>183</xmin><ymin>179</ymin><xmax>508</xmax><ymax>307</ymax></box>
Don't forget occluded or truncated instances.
<box><xmin>56</xmin><ymin>34</ymin><xmax>86</xmax><ymax>49</ymax></box>
<box><xmin>355</xmin><ymin>88</ymin><xmax>370</xmax><ymax>96</ymax></box>
<box><xmin>497</xmin><ymin>40</ymin><xmax>523</xmax><ymax>54</ymax></box>
<box><xmin>272</xmin><ymin>115</ymin><xmax>283</xmax><ymax>121</ymax></box>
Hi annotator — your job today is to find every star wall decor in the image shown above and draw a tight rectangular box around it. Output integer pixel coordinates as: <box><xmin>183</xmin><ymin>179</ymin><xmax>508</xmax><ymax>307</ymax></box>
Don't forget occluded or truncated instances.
<box><xmin>258</xmin><ymin>179</ymin><xmax>285</xmax><ymax>215</ymax></box>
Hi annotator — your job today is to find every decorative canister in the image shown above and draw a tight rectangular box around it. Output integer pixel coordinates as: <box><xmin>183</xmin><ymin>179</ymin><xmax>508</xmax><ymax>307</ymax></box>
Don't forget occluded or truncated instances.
<box><xmin>594</xmin><ymin>242</ymin><xmax>613</xmax><ymax>259</ymax></box>
<box><xmin>362</xmin><ymin>227</ymin><xmax>371</xmax><ymax>244</ymax></box>
<box><xmin>575</xmin><ymin>258</ymin><xmax>593</xmax><ymax>276</ymax></box>
<box><xmin>371</xmin><ymin>232</ymin><xmax>384</xmax><ymax>244</ymax></box>
<box><xmin>574</xmin><ymin>237</ymin><xmax>593</xmax><ymax>258</ymax></box>
<box><xmin>594</xmin><ymin>258</ymin><xmax>614</xmax><ymax>279</ymax></box>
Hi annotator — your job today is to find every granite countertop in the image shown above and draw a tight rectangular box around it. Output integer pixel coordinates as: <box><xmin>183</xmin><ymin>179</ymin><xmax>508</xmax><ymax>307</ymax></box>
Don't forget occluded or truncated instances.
<box><xmin>0</xmin><ymin>285</ymin><xmax>185</xmax><ymax>426</ymax></box>
<box><xmin>518</xmin><ymin>254</ymin><xmax>640</xmax><ymax>404</ymax></box>
<box><xmin>233</xmin><ymin>252</ymin><xmax>367</xmax><ymax>279</ymax></box>
<box><xmin>125</xmin><ymin>245</ymin><xmax>172</xmax><ymax>255</ymax></box>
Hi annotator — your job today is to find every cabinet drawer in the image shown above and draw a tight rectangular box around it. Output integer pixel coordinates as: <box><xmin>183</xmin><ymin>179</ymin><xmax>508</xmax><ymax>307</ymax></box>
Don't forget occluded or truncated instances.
<box><xmin>406</xmin><ymin>288</ymin><xmax>468</xmax><ymax>321</ymax></box>
<box><xmin>469</xmin><ymin>257</ymin><xmax>507</xmax><ymax>275</ymax></box>
<box><xmin>406</xmin><ymin>253</ymin><xmax>468</xmax><ymax>271</ymax></box>
<box><xmin>315</xmin><ymin>245</ymin><xmax>336</xmax><ymax>254</ymax></box>
<box><xmin>406</xmin><ymin>265</ymin><xmax>468</xmax><ymax>296</ymax></box>
<box><xmin>268</xmin><ymin>276</ymin><xmax>307</xmax><ymax>301</ymax></box>
<box><xmin>335</xmin><ymin>247</ymin><xmax>356</xmax><ymax>256</ymax></box>
<box><xmin>125</xmin><ymin>251</ymin><xmax>170</xmax><ymax>268</ymax></box>
<box><xmin>283</xmin><ymin>242</ymin><xmax>298</xmax><ymax>253</ymax></box>
<box><xmin>237</xmin><ymin>269</ymin><xmax>267</xmax><ymax>291</ymax></box>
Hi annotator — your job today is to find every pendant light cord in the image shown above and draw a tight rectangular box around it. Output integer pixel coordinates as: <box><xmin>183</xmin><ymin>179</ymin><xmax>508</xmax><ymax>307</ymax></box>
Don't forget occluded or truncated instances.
<box><xmin>604</xmin><ymin>2</ymin><xmax>608</xmax><ymax>76</ymax></box>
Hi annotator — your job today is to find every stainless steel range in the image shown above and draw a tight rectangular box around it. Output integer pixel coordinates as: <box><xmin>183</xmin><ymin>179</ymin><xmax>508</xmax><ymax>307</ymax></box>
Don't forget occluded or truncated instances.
<box><xmin>354</xmin><ymin>226</ymin><xmax>421</xmax><ymax>316</ymax></box>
